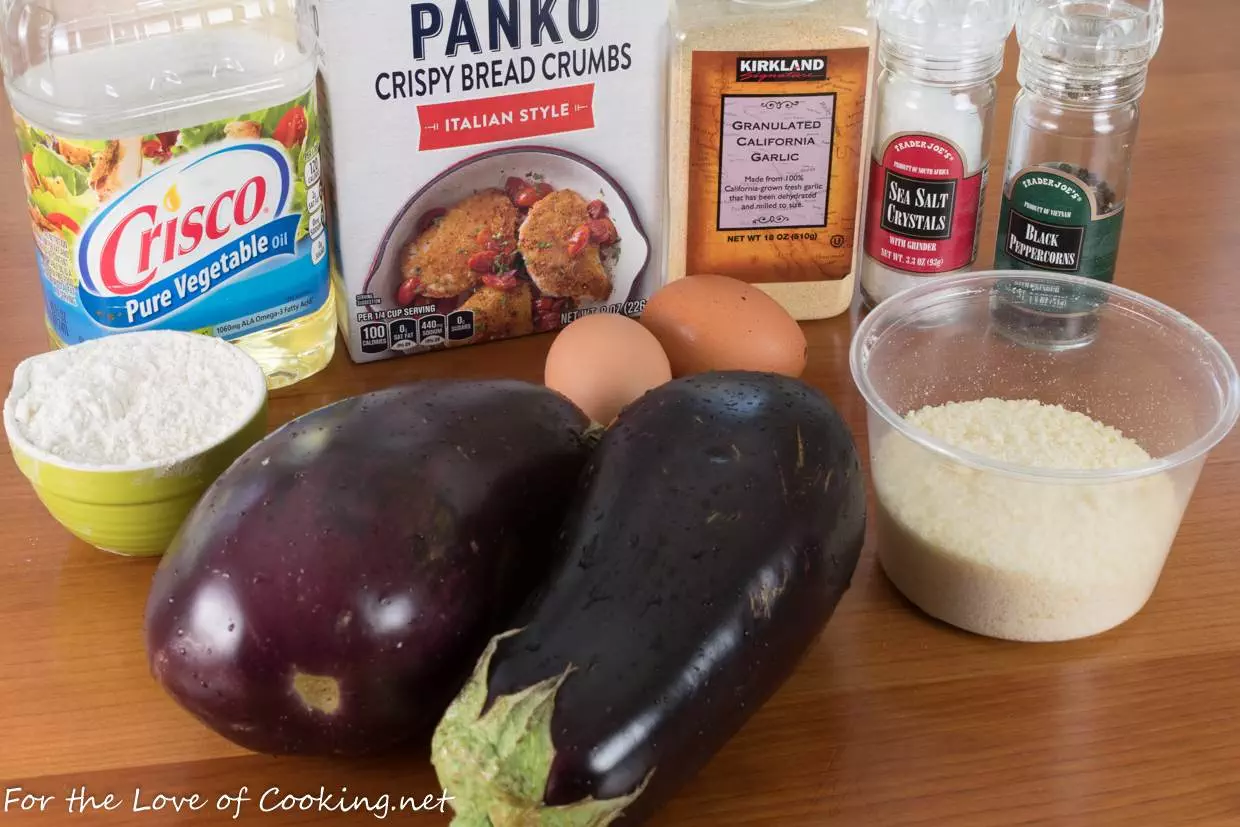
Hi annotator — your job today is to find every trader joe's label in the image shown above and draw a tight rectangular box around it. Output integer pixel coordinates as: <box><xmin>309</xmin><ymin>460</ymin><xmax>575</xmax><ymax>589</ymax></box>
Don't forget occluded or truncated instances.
<box><xmin>994</xmin><ymin>165</ymin><xmax>1124</xmax><ymax>314</ymax></box>
<box><xmin>864</xmin><ymin>132</ymin><xmax>986</xmax><ymax>274</ymax></box>
<box><xmin>995</xmin><ymin>166</ymin><xmax>1124</xmax><ymax>276</ymax></box>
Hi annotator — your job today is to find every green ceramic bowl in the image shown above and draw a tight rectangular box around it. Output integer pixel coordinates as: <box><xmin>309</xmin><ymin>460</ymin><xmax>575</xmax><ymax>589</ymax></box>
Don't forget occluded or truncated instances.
<box><xmin>4</xmin><ymin>335</ymin><xmax>269</xmax><ymax>557</ymax></box>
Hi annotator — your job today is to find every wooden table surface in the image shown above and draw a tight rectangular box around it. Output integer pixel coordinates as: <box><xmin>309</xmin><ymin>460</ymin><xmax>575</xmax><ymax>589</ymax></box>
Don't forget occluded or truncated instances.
<box><xmin>3</xmin><ymin>3</ymin><xmax>1239</xmax><ymax>825</ymax></box>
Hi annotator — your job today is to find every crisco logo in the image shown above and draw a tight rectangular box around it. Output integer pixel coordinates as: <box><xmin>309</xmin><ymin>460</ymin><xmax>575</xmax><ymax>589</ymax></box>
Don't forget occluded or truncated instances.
<box><xmin>78</xmin><ymin>143</ymin><xmax>292</xmax><ymax>299</ymax></box>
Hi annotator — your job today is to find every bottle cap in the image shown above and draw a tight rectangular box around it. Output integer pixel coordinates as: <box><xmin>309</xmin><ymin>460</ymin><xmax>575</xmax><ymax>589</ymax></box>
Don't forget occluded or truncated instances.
<box><xmin>1017</xmin><ymin>0</ymin><xmax>1163</xmax><ymax>75</ymax></box>
<box><xmin>871</xmin><ymin>0</ymin><xmax>1019</xmax><ymax>62</ymax></box>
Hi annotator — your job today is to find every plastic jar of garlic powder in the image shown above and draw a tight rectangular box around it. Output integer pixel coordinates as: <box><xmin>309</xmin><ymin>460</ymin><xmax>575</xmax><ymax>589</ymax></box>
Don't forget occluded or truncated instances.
<box><xmin>667</xmin><ymin>0</ymin><xmax>874</xmax><ymax>321</ymax></box>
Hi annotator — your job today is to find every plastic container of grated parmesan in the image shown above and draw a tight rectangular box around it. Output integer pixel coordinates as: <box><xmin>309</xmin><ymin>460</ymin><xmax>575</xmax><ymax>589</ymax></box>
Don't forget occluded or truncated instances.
<box><xmin>851</xmin><ymin>271</ymin><xmax>1239</xmax><ymax>642</ymax></box>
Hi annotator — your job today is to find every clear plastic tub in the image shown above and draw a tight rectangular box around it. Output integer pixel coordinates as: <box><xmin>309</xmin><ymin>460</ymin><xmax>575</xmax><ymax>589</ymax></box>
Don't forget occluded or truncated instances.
<box><xmin>0</xmin><ymin>0</ymin><xmax>335</xmax><ymax>389</ymax></box>
<box><xmin>851</xmin><ymin>271</ymin><xmax>1239</xmax><ymax>642</ymax></box>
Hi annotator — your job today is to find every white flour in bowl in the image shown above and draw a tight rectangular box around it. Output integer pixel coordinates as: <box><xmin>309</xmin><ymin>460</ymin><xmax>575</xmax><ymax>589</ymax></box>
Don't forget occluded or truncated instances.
<box><xmin>873</xmin><ymin>398</ymin><xmax>1186</xmax><ymax>642</ymax></box>
<box><xmin>5</xmin><ymin>331</ymin><xmax>265</xmax><ymax>468</ymax></box>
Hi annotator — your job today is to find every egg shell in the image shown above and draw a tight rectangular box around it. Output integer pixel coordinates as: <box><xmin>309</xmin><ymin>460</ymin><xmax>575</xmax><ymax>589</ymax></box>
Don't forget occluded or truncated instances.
<box><xmin>545</xmin><ymin>313</ymin><xmax>673</xmax><ymax>425</ymax></box>
<box><xmin>640</xmin><ymin>275</ymin><xmax>809</xmax><ymax>378</ymax></box>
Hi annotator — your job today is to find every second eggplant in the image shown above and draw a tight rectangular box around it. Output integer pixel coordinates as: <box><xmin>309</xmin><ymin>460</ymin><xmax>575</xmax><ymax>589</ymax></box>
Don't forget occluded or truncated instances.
<box><xmin>432</xmin><ymin>371</ymin><xmax>866</xmax><ymax>825</ymax></box>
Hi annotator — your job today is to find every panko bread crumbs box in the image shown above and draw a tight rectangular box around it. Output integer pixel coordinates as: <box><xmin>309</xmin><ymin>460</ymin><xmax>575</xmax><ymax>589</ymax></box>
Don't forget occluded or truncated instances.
<box><xmin>312</xmin><ymin>0</ymin><xmax>670</xmax><ymax>362</ymax></box>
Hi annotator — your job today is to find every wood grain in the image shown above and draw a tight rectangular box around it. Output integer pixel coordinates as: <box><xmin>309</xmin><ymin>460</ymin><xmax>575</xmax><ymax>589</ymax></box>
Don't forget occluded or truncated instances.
<box><xmin>2</xmin><ymin>2</ymin><xmax>1239</xmax><ymax>824</ymax></box>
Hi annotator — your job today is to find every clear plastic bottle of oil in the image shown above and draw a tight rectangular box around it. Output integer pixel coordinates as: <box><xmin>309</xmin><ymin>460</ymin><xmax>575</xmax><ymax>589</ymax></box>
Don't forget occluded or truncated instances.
<box><xmin>0</xmin><ymin>0</ymin><xmax>336</xmax><ymax>389</ymax></box>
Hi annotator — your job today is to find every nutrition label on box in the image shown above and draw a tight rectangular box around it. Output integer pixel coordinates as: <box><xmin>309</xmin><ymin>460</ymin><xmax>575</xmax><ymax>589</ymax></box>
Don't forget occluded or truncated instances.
<box><xmin>716</xmin><ymin>94</ymin><xmax>835</xmax><ymax>231</ymax></box>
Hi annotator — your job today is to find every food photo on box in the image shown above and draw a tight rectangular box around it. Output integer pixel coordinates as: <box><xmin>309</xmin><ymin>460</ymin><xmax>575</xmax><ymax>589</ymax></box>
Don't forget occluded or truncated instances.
<box><xmin>2</xmin><ymin>0</ymin><xmax>1240</xmax><ymax>825</ymax></box>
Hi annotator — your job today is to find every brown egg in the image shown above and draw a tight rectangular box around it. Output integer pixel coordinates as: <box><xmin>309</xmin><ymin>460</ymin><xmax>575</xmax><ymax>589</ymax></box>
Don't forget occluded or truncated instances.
<box><xmin>545</xmin><ymin>313</ymin><xmax>673</xmax><ymax>425</ymax></box>
<box><xmin>640</xmin><ymin>275</ymin><xmax>809</xmax><ymax>378</ymax></box>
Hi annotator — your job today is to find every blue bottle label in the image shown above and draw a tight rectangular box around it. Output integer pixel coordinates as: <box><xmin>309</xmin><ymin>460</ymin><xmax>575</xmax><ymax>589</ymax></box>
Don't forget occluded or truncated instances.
<box><xmin>15</xmin><ymin>87</ymin><xmax>329</xmax><ymax>345</ymax></box>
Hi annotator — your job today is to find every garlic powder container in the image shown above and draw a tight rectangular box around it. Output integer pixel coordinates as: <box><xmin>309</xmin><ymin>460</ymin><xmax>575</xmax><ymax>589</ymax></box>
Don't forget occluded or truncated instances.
<box><xmin>667</xmin><ymin>0</ymin><xmax>873</xmax><ymax>321</ymax></box>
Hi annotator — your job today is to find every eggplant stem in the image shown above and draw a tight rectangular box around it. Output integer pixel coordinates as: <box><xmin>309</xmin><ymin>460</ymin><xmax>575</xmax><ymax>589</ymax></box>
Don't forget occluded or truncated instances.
<box><xmin>432</xmin><ymin>632</ymin><xmax>651</xmax><ymax>826</ymax></box>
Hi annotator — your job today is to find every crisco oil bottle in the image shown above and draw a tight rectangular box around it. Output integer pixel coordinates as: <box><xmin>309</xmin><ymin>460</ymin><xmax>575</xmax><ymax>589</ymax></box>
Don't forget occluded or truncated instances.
<box><xmin>0</xmin><ymin>0</ymin><xmax>336</xmax><ymax>388</ymax></box>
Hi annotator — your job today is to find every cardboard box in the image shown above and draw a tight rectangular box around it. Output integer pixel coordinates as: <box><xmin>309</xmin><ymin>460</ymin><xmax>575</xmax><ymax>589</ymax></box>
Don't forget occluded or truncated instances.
<box><xmin>313</xmin><ymin>0</ymin><xmax>670</xmax><ymax>362</ymax></box>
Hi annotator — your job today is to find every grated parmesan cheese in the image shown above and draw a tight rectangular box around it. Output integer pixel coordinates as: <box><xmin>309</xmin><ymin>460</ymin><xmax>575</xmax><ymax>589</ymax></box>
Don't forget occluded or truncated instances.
<box><xmin>874</xmin><ymin>398</ymin><xmax>1186</xmax><ymax>642</ymax></box>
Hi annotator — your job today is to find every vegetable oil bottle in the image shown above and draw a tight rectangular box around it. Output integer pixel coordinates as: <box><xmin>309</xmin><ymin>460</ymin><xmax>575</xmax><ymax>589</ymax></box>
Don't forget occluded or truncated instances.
<box><xmin>0</xmin><ymin>0</ymin><xmax>336</xmax><ymax>389</ymax></box>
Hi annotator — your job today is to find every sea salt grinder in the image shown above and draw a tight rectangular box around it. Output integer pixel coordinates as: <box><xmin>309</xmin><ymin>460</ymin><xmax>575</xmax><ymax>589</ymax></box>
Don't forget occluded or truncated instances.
<box><xmin>860</xmin><ymin>0</ymin><xmax>1017</xmax><ymax>307</ymax></box>
<box><xmin>992</xmin><ymin>0</ymin><xmax>1163</xmax><ymax>349</ymax></box>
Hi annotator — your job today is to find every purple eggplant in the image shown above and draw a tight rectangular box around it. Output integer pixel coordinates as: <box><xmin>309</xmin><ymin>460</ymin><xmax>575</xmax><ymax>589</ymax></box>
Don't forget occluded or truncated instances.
<box><xmin>144</xmin><ymin>380</ymin><xmax>593</xmax><ymax>757</ymax></box>
<box><xmin>432</xmin><ymin>372</ymin><xmax>866</xmax><ymax>825</ymax></box>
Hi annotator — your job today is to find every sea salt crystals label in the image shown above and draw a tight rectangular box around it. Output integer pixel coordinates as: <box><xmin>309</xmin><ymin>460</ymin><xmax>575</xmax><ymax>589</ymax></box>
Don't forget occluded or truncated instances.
<box><xmin>863</xmin><ymin>132</ymin><xmax>987</xmax><ymax>274</ymax></box>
